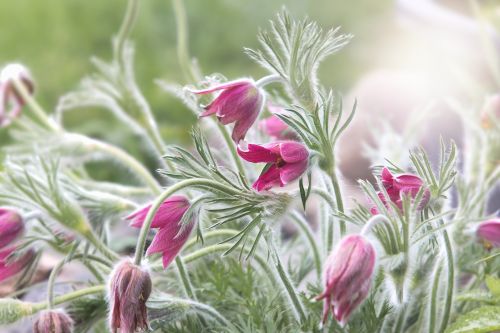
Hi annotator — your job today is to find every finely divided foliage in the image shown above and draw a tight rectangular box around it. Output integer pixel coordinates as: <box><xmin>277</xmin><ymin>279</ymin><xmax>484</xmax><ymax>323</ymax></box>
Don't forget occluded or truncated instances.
<box><xmin>0</xmin><ymin>2</ymin><xmax>499</xmax><ymax>333</ymax></box>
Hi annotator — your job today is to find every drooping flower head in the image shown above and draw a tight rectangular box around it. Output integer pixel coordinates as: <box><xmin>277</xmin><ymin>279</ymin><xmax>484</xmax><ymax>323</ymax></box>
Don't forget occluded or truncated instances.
<box><xmin>259</xmin><ymin>103</ymin><xmax>297</xmax><ymax>140</ymax></box>
<box><xmin>0</xmin><ymin>246</ymin><xmax>35</xmax><ymax>283</ymax></box>
<box><xmin>476</xmin><ymin>219</ymin><xmax>500</xmax><ymax>249</ymax></box>
<box><xmin>189</xmin><ymin>79</ymin><xmax>264</xmax><ymax>142</ymax></box>
<box><xmin>127</xmin><ymin>195</ymin><xmax>194</xmax><ymax>269</ymax></box>
<box><xmin>0</xmin><ymin>63</ymin><xmax>34</xmax><ymax>127</ymax></box>
<box><xmin>371</xmin><ymin>167</ymin><xmax>430</xmax><ymax>214</ymax></box>
<box><xmin>237</xmin><ymin>141</ymin><xmax>309</xmax><ymax>191</ymax></box>
<box><xmin>316</xmin><ymin>234</ymin><xmax>376</xmax><ymax>325</ymax></box>
<box><xmin>0</xmin><ymin>208</ymin><xmax>24</xmax><ymax>249</ymax></box>
<box><xmin>33</xmin><ymin>309</ymin><xmax>74</xmax><ymax>333</ymax></box>
<box><xmin>108</xmin><ymin>259</ymin><xmax>152</xmax><ymax>333</ymax></box>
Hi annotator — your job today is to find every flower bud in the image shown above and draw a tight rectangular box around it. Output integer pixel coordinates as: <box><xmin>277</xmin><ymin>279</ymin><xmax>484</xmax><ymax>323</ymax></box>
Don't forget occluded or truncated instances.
<box><xmin>476</xmin><ymin>219</ymin><xmax>500</xmax><ymax>249</ymax></box>
<box><xmin>316</xmin><ymin>234</ymin><xmax>376</xmax><ymax>325</ymax></box>
<box><xmin>189</xmin><ymin>79</ymin><xmax>264</xmax><ymax>142</ymax></box>
<box><xmin>0</xmin><ymin>246</ymin><xmax>35</xmax><ymax>283</ymax></box>
<box><xmin>237</xmin><ymin>141</ymin><xmax>309</xmax><ymax>191</ymax></box>
<box><xmin>33</xmin><ymin>309</ymin><xmax>73</xmax><ymax>333</ymax></box>
<box><xmin>0</xmin><ymin>208</ymin><xmax>24</xmax><ymax>249</ymax></box>
<box><xmin>108</xmin><ymin>259</ymin><xmax>152</xmax><ymax>333</ymax></box>
<box><xmin>259</xmin><ymin>104</ymin><xmax>297</xmax><ymax>140</ymax></box>
<box><xmin>0</xmin><ymin>63</ymin><xmax>34</xmax><ymax>127</ymax></box>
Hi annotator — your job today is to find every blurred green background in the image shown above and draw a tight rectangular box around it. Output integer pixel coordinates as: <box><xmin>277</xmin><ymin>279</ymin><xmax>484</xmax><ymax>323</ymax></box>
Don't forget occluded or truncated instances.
<box><xmin>0</xmin><ymin>0</ymin><xmax>391</xmax><ymax>144</ymax></box>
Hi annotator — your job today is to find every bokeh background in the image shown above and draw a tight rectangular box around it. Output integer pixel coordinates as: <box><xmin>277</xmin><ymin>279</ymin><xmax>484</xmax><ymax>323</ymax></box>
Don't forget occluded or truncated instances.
<box><xmin>0</xmin><ymin>0</ymin><xmax>499</xmax><ymax>184</ymax></box>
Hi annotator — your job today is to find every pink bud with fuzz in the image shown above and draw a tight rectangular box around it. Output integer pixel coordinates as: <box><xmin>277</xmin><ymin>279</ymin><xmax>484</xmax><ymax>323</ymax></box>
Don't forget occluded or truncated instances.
<box><xmin>33</xmin><ymin>309</ymin><xmax>74</xmax><ymax>333</ymax></box>
<box><xmin>108</xmin><ymin>259</ymin><xmax>152</xmax><ymax>333</ymax></box>
<box><xmin>0</xmin><ymin>63</ymin><xmax>34</xmax><ymax>127</ymax></box>
<box><xmin>316</xmin><ymin>234</ymin><xmax>376</xmax><ymax>325</ymax></box>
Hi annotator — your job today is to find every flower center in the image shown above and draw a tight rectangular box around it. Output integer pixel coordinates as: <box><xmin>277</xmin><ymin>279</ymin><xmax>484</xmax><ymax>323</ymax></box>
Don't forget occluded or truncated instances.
<box><xmin>276</xmin><ymin>157</ymin><xmax>286</xmax><ymax>168</ymax></box>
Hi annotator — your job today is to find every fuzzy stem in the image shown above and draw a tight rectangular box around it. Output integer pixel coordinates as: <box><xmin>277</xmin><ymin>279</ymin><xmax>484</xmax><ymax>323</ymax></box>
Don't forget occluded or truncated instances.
<box><xmin>438</xmin><ymin>226</ymin><xmax>455</xmax><ymax>333</ymax></box>
<box><xmin>310</xmin><ymin>187</ymin><xmax>336</xmax><ymax>210</ymax></box>
<box><xmin>115</xmin><ymin>0</ymin><xmax>140</xmax><ymax>63</ymax></box>
<box><xmin>291</xmin><ymin>211</ymin><xmax>322</xmax><ymax>280</ymax></box>
<box><xmin>133</xmin><ymin>178</ymin><xmax>240</xmax><ymax>265</ymax></box>
<box><xmin>329</xmin><ymin>169</ymin><xmax>346</xmax><ymax>236</ymax></box>
<box><xmin>32</xmin><ymin>285</ymin><xmax>105</xmax><ymax>313</ymax></box>
<box><xmin>175</xmin><ymin>256</ymin><xmax>196</xmax><ymax>298</ymax></box>
<box><xmin>217</xmin><ymin>122</ymin><xmax>247</xmax><ymax>176</ymax></box>
<box><xmin>11</xmin><ymin>78</ymin><xmax>60</xmax><ymax>132</ymax></box>
<box><xmin>429</xmin><ymin>262</ymin><xmax>443</xmax><ymax>333</ymax></box>
<box><xmin>172</xmin><ymin>0</ymin><xmax>198</xmax><ymax>82</ymax></box>
<box><xmin>265</xmin><ymin>229</ymin><xmax>307</xmax><ymax>324</ymax></box>
<box><xmin>256</xmin><ymin>74</ymin><xmax>282</xmax><ymax>87</ymax></box>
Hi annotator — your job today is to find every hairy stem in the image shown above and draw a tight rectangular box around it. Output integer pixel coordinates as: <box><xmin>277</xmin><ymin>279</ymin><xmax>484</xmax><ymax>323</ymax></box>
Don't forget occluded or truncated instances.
<box><xmin>291</xmin><ymin>211</ymin><xmax>322</xmax><ymax>280</ymax></box>
<box><xmin>84</xmin><ymin>230</ymin><xmax>120</xmax><ymax>262</ymax></box>
<box><xmin>32</xmin><ymin>285</ymin><xmax>105</xmax><ymax>313</ymax></box>
<box><xmin>116</xmin><ymin>0</ymin><xmax>140</xmax><ymax>63</ymax></box>
<box><xmin>265</xmin><ymin>229</ymin><xmax>307</xmax><ymax>324</ymax></box>
<box><xmin>172</xmin><ymin>0</ymin><xmax>198</xmax><ymax>82</ymax></box>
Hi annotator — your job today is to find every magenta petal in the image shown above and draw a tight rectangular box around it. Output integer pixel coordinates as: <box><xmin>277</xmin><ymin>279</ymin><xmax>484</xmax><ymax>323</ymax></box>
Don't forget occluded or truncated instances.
<box><xmin>477</xmin><ymin>219</ymin><xmax>500</xmax><ymax>247</ymax></box>
<box><xmin>146</xmin><ymin>221</ymin><xmax>194</xmax><ymax>269</ymax></box>
<box><xmin>279</xmin><ymin>141</ymin><xmax>309</xmax><ymax>163</ymax></box>
<box><xmin>279</xmin><ymin>159</ymin><xmax>308</xmax><ymax>185</ymax></box>
<box><xmin>231</xmin><ymin>100</ymin><xmax>262</xmax><ymax>142</ymax></box>
<box><xmin>0</xmin><ymin>247</ymin><xmax>34</xmax><ymax>283</ymax></box>
<box><xmin>381</xmin><ymin>167</ymin><xmax>394</xmax><ymax>184</ymax></box>
<box><xmin>127</xmin><ymin>196</ymin><xmax>190</xmax><ymax>229</ymax></box>
<box><xmin>187</xmin><ymin>79</ymin><xmax>251</xmax><ymax>95</ymax></box>
<box><xmin>252</xmin><ymin>164</ymin><xmax>283</xmax><ymax>191</ymax></box>
<box><xmin>237</xmin><ymin>143</ymin><xmax>279</xmax><ymax>163</ymax></box>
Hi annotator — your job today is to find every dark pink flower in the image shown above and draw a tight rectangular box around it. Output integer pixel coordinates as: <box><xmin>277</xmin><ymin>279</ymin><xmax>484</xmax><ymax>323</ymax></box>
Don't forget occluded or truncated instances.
<box><xmin>476</xmin><ymin>219</ymin><xmax>500</xmax><ymax>248</ymax></box>
<box><xmin>0</xmin><ymin>246</ymin><xmax>35</xmax><ymax>283</ymax></box>
<box><xmin>108</xmin><ymin>259</ymin><xmax>152</xmax><ymax>333</ymax></box>
<box><xmin>371</xmin><ymin>167</ymin><xmax>430</xmax><ymax>214</ymax></box>
<box><xmin>0</xmin><ymin>208</ymin><xmax>24</xmax><ymax>249</ymax></box>
<box><xmin>127</xmin><ymin>195</ymin><xmax>194</xmax><ymax>269</ymax></box>
<box><xmin>189</xmin><ymin>79</ymin><xmax>264</xmax><ymax>142</ymax></box>
<box><xmin>33</xmin><ymin>309</ymin><xmax>73</xmax><ymax>333</ymax></box>
<box><xmin>316</xmin><ymin>234</ymin><xmax>376</xmax><ymax>325</ymax></box>
<box><xmin>259</xmin><ymin>104</ymin><xmax>297</xmax><ymax>140</ymax></box>
<box><xmin>237</xmin><ymin>141</ymin><xmax>309</xmax><ymax>191</ymax></box>
<box><xmin>0</xmin><ymin>63</ymin><xmax>34</xmax><ymax>127</ymax></box>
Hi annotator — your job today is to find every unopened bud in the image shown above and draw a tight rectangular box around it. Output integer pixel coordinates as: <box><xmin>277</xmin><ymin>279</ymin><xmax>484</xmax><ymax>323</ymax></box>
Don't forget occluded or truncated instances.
<box><xmin>0</xmin><ymin>63</ymin><xmax>34</xmax><ymax>127</ymax></box>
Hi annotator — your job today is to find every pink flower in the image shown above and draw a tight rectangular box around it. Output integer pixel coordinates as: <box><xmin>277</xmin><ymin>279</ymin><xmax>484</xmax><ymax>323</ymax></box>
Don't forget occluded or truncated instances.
<box><xmin>108</xmin><ymin>259</ymin><xmax>152</xmax><ymax>333</ymax></box>
<box><xmin>189</xmin><ymin>79</ymin><xmax>264</xmax><ymax>142</ymax></box>
<box><xmin>371</xmin><ymin>167</ymin><xmax>430</xmax><ymax>214</ymax></box>
<box><xmin>33</xmin><ymin>309</ymin><xmax>73</xmax><ymax>333</ymax></box>
<box><xmin>0</xmin><ymin>63</ymin><xmax>34</xmax><ymax>127</ymax></box>
<box><xmin>0</xmin><ymin>246</ymin><xmax>35</xmax><ymax>283</ymax></box>
<box><xmin>237</xmin><ymin>141</ymin><xmax>309</xmax><ymax>191</ymax></box>
<box><xmin>316</xmin><ymin>234</ymin><xmax>376</xmax><ymax>325</ymax></box>
<box><xmin>476</xmin><ymin>219</ymin><xmax>500</xmax><ymax>248</ymax></box>
<box><xmin>0</xmin><ymin>208</ymin><xmax>24</xmax><ymax>249</ymax></box>
<box><xmin>259</xmin><ymin>104</ymin><xmax>297</xmax><ymax>140</ymax></box>
<box><xmin>127</xmin><ymin>195</ymin><xmax>194</xmax><ymax>269</ymax></box>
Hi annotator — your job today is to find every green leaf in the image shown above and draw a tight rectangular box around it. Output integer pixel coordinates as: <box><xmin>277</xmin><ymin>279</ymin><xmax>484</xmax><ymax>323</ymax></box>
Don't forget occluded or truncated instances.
<box><xmin>486</xmin><ymin>275</ymin><xmax>500</xmax><ymax>297</ymax></box>
<box><xmin>445</xmin><ymin>306</ymin><xmax>500</xmax><ymax>333</ymax></box>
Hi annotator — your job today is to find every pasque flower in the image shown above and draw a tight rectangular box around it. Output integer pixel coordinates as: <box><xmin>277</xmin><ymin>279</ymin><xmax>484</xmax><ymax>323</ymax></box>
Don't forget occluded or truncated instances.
<box><xmin>371</xmin><ymin>167</ymin><xmax>430</xmax><ymax>214</ymax></box>
<box><xmin>33</xmin><ymin>309</ymin><xmax>74</xmax><ymax>333</ymax></box>
<box><xmin>127</xmin><ymin>195</ymin><xmax>194</xmax><ymax>269</ymax></box>
<box><xmin>108</xmin><ymin>259</ymin><xmax>152</xmax><ymax>333</ymax></box>
<box><xmin>476</xmin><ymin>219</ymin><xmax>500</xmax><ymax>248</ymax></box>
<box><xmin>316</xmin><ymin>234</ymin><xmax>376</xmax><ymax>325</ymax></box>
<box><xmin>0</xmin><ymin>246</ymin><xmax>35</xmax><ymax>283</ymax></box>
<box><xmin>0</xmin><ymin>63</ymin><xmax>34</xmax><ymax>127</ymax></box>
<box><xmin>237</xmin><ymin>141</ymin><xmax>309</xmax><ymax>191</ymax></box>
<box><xmin>0</xmin><ymin>208</ymin><xmax>24</xmax><ymax>249</ymax></box>
<box><xmin>189</xmin><ymin>79</ymin><xmax>264</xmax><ymax>143</ymax></box>
<box><xmin>259</xmin><ymin>104</ymin><xmax>297</xmax><ymax>140</ymax></box>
